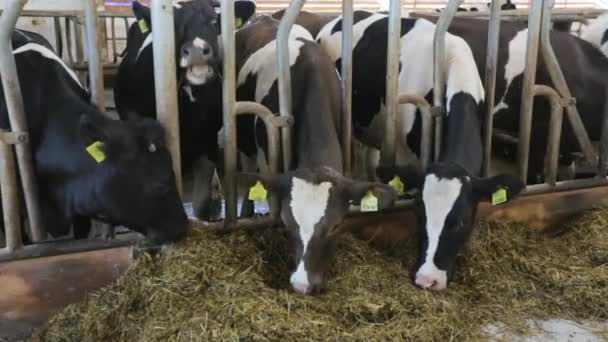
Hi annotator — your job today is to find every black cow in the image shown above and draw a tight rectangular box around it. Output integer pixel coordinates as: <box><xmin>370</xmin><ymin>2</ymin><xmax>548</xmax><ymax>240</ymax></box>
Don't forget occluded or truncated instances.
<box><xmin>114</xmin><ymin>0</ymin><xmax>255</xmax><ymax>220</ymax></box>
<box><xmin>318</xmin><ymin>12</ymin><xmax>525</xmax><ymax>291</ymax></box>
<box><xmin>1</xmin><ymin>30</ymin><xmax>187</xmax><ymax>245</ymax></box>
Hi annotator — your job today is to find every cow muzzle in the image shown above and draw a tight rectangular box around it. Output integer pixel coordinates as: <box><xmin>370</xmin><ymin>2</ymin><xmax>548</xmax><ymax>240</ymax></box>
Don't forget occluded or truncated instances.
<box><xmin>180</xmin><ymin>38</ymin><xmax>217</xmax><ymax>86</ymax></box>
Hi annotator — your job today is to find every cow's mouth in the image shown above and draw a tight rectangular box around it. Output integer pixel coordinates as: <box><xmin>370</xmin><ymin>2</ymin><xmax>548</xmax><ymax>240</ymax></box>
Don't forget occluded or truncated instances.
<box><xmin>185</xmin><ymin>64</ymin><xmax>215</xmax><ymax>85</ymax></box>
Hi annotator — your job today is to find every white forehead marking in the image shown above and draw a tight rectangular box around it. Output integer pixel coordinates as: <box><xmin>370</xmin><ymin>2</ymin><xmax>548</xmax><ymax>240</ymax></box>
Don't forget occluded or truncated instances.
<box><xmin>421</xmin><ymin>174</ymin><xmax>462</xmax><ymax>273</ymax></box>
<box><xmin>494</xmin><ymin>29</ymin><xmax>527</xmax><ymax>113</ymax></box>
<box><xmin>136</xmin><ymin>33</ymin><xmax>153</xmax><ymax>61</ymax></box>
<box><xmin>193</xmin><ymin>37</ymin><xmax>207</xmax><ymax>49</ymax></box>
<box><xmin>237</xmin><ymin>24</ymin><xmax>312</xmax><ymax>102</ymax></box>
<box><xmin>13</xmin><ymin>43</ymin><xmax>84</xmax><ymax>89</ymax></box>
<box><xmin>289</xmin><ymin>177</ymin><xmax>332</xmax><ymax>286</ymax></box>
<box><xmin>172</xmin><ymin>0</ymin><xmax>192</xmax><ymax>9</ymax></box>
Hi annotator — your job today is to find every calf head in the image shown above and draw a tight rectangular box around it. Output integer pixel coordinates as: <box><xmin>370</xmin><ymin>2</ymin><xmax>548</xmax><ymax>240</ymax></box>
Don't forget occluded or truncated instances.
<box><xmin>80</xmin><ymin>113</ymin><xmax>188</xmax><ymax>245</ymax></box>
<box><xmin>131</xmin><ymin>0</ymin><xmax>255</xmax><ymax>86</ymax></box>
<box><xmin>378</xmin><ymin>163</ymin><xmax>524</xmax><ymax>291</ymax></box>
<box><xmin>246</xmin><ymin>167</ymin><xmax>397</xmax><ymax>295</ymax></box>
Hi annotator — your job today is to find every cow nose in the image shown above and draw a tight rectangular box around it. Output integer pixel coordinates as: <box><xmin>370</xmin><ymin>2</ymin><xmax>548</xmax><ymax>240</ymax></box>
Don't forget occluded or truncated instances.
<box><xmin>292</xmin><ymin>282</ymin><xmax>312</xmax><ymax>295</ymax></box>
<box><xmin>415</xmin><ymin>274</ymin><xmax>446</xmax><ymax>291</ymax></box>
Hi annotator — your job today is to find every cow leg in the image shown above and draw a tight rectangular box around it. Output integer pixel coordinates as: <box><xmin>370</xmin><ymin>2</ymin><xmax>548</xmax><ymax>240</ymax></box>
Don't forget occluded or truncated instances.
<box><xmin>192</xmin><ymin>156</ymin><xmax>222</xmax><ymax>221</ymax></box>
<box><xmin>239</xmin><ymin>152</ymin><xmax>257</xmax><ymax>218</ymax></box>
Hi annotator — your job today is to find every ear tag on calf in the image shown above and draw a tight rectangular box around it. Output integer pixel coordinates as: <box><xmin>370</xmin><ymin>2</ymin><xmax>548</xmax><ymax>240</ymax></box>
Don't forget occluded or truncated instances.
<box><xmin>360</xmin><ymin>191</ymin><xmax>379</xmax><ymax>212</ymax></box>
<box><xmin>138</xmin><ymin>19</ymin><xmax>149</xmax><ymax>33</ymax></box>
<box><xmin>492</xmin><ymin>188</ymin><xmax>508</xmax><ymax>206</ymax></box>
<box><xmin>86</xmin><ymin>141</ymin><xmax>106</xmax><ymax>163</ymax></box>
<box><xmin>248</xmin><ymin>181</ymin><xmax>268</xmax><ymax>202</ymax></box>
<box><xmin>235</xmin><ymin>17</ymin><xmax>243</xmax><ymax>29</ymax></box>
<box><xmin>388</xmin><ymin>175</ymin><xmax>405</xmax><ymax>194</ymax></box>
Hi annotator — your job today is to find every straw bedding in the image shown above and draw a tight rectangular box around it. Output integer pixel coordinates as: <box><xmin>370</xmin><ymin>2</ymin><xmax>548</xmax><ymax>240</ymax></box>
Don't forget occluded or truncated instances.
<box><xmin>34</xmin><ymin>208</ymin><xmax>608</xmax><ymax>341</ymax></box>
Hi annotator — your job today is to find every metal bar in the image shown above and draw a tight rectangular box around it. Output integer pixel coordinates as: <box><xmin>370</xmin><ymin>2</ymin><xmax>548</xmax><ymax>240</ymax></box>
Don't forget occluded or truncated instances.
<box><xmin>517</xmin><ymin>0</ymin><xmax>543</xmax><ymax>183</ymax></box>
<box><xmin>540</xmin><ymin>0</ymin><xmax>597</xmax><ymax>166</ymax></box>
<box><xmin>53</xmin><ymin>17</ymin><xmax>64</xmax><ymax>58</ymax></box>
<box><xmin>74</xmin><ymin>16</ymin><xmax>87</xmax><ymax>84</ymax></box>
<box><xmin>398</xmin><ymin>94</ymin><xmax>432</xmax><ymax>169</ymax></box>
<box><xmin>0</xmin><ymin>129</ymin><xmax>22</xmax><ymax>251</ymax></box>
<box><xmin>432</xmin><ymin>0</ymin><xmax>463</xmax><ymax>162</ymax></box>
<box><xmin>340</xmin><ymin>0</ymin><xmax>353</xmax><ymax>175</ymax></box>
<box><xmin>84</xmin><ymin>0</ymin><xmax>105</xmax><ymax>111</ymax></box>
<box><xmin>233</xmin><ymin>101</ymin><xmax>285</xmax><ymax>219</ymax></box>
<box><xmin>0</xmin><ymin>232</ymin><xmax>142</xmax><ymax>263</ymax></box>
<box><xmin>533</xmin><ymin>85</ymin><xmax>563</xmax><ymax>185</ymax></box>
<box><xmin>151</xmin><ymin>0</ymin><xmax>182</xmax><ymax>195</ymax></box>
<box><xmin>523</xmin><ymin>177</ymin><xmax>608</xmax><ymax>196</ymax></box>
<box><xmin>111</xmin><ymin>17</ymin><xmax>118</xmax><ymax>63</ymax></box>
<box><xmin>277</xmin><ymin>0</ymin><xmax>306</xmax><ymax>171</ymax></box>
<box><xmin>221</xmin><ymin>0</ymin><xmax>238</xmax><ymax>226</ymax></box>
<box><xmin>482</xmin><ymin>0</ymin><xmax>502</xmax><ymax>177</ymax></box>
<box><xmin>0</xmin><ymin>0</ymin><xmax>45</xmax><ymax>243</ymax></box>
<box><xmin>64</xmin><ymin>17</ymin><xmax>74</xmax><ymax>64</ymax></box>
<box><xmin>409</xmin><ymin>9</ymin><xmax>606</xmax><ymax>21</ymax></box>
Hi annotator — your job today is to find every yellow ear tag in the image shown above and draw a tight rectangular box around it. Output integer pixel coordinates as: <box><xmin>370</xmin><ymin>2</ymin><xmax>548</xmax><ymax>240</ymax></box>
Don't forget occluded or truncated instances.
<box><xmin>86</xmin><ymin>141</ymin><xmax>106</xmax><ymax>163</ymax></box>
<box><xmin>138</xmin><ymin>18</ymin><xmax>149</xmax><ymax>33</ymax></box>
<box><xmin>360</xmin><ymin>191</ymin><xmax>379</xmax><ymax>212</ymax></box>
<box><xmin>388</xmin><ymin>175</ymin><xmax>405</xmax><ymax>194</ymax></box>
<box><xmin>248</xmin><ymin>181</ymin><xmax>268</xmax><ymax>202</ymax></box>
<box><xmin>492</xmin><ymin>188</ymin><xmax>508</xmax><ymax>206</ymax></box>
<box><xmin>235</xmin><ymin>17</ymin><xmax>243</xmax><ymax>29</ymax></box>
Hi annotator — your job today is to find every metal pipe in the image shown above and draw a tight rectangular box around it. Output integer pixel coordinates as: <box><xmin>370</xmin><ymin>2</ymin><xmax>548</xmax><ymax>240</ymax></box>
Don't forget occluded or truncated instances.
<box><xmin>53</xmin><ymin>17</ymin><xmax>64</xmax><ymax>58</ymax></box>
<box><xmin>340</xmin><ymin>0</ymin><xmax>354</xmax><ymax>175</ymax></box>
<box><xmin>276</xmin><ymin>0</ymin><xmax>307</xmax><ymax>171</ymax></box>
<box><xmin>517</xmin><ymin>0</ymin><xmax>543</xmax><ymax>183</ymax></box>
<box><xmin>380</xmin><ymin>0</ymin><xmax>402</xmax><ymax>167</ymax></box>
<box><xmin>151</xmin><ymin>0</ymin><xmax>182</xmax><ymax>195</ymax></box>
<box><xmin>64</xmin><ymin>17</ymin><xmax>74</xmax><ymax>64</ymax></box>
<box><xmin>0</xmin><ymin>130</ymin><xmax>22</xmax><ymax>251</ymax></box>
<box><xmin>0</xmin><ymin>0</ymin><xmax>45</xmax><ymax>243</ymax></box>
<box><xmin>540</xmin><ymin>0</ymin><xmax>597</xmax><ymax>166</ymax></box>
<box><xmin>523</xmin><ymin>177</ymin><xmax>608</xmax><ymax>196</ymax></box>
<box><xmin>84</xmin><ymin>0</ymin><xmax>105</xmax><ymax>111</ymax></box>
<box><xmin>482</xmin><ymin>0</ymin><xmax>502</xmax><ymax>177</ymax></box>
<box><xmin>111</xmin><ymin>17</ymin><xmax>118</xmax><ymax>63</ymax></box>
<box><xmin>233</xmin><ymin>102</ymin><xmax>286</xmax><ymax>219</ymax></box>
<box><xmin>432</xmin><ymin>0</ymin><xmax>463</xmax><ymax>162</ymax></box>
<box><xmin>533</xmin><ymin>85</ymin><xmax>563</xmax><ymax>185</ymax></box>
<box><xmin>221</xmin><ymin>0</ymin><xmax>238</xmax><ymax>226</ymax></box>
<box><xmin>398</xmin><ymin>94</ymin><xmax>433</xmax><ymax>169</ymax></box>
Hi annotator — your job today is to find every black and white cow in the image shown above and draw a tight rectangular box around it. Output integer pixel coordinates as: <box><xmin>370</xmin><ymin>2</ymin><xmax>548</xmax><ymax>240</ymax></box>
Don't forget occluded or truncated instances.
<box><xmin>114</xmin><ymin>0</ymin><xmax>255</xmax><ymax>220</ymax></box>
<box><xmin>434</xmin><ymin>0</ymin><xmax>516</xmax><ymax>13</ymax></box>
<box><xmin>271</xmin><ymin>9</ymin><xmax>336</xmax><ymax>38</ymax></box>
<box><xmin>580</xmin><ymin>14</ymin><xmax>608</xmax><ymax>56</ymax></box>
<box><xmin>1</xmin><ymin>29</ymin><xmax>187</xmax><ymax>244</ymax></box>
<box><xmin>317</xmin><ymin>12</ymin><xmax>525</xmax><ymax>291</ymax></box>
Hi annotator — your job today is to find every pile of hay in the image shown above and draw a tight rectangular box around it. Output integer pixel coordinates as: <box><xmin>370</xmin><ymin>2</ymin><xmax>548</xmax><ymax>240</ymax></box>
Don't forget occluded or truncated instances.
<box><xmin>34</xmin><ymin>209</ymin><xmax>608</xmax><ymax>341</ymax></box>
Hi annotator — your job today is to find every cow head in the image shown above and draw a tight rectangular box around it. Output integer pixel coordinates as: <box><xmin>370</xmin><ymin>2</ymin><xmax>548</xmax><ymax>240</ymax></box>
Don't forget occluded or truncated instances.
<box><xmin>80</xmin><ymin>113</ymin><xmax>188</xmax><ymax>245</ymax></box>
<box><xmin>245</xmin><ymin>167</ymin><xmax>397</xmax><ymax>295</ymax></box>
<box><xmin>131</xmin><ymin>0</ymin><xmax>255</xmax><ymax>86</ymax></box>
<box><xmin>378</xmin><ymin>163</ymin><xmax>524</xmax><ymax>291</ymax></box>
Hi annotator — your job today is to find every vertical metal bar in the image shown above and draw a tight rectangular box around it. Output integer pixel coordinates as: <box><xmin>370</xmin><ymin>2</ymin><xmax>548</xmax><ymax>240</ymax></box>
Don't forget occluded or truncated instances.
<box><xmin>482</xmin><ymin>0</ymin><xmax>502</xmax><ymax>177</ymax></box>
<box><xmin>380</xmin><ymin>0</ymin><xmax>401</xmax><ymax>167</ymax></box>
<box><xmin>533</xmin><ymin>85</ymin><xmax>563</xmax><ymax>185</ymax></box>
<box><xmin>0</xmin><ymin>131</ymin><xmax>22</xmax><ymax>251</ymax></box>
<box><xmin>221</xmin><ymin>0</ymin><xmax>238</xmax><ymax>226</ymax></box>
<box><xmin>53</xmin><ymin>17</ymin><xmax>64</xmax><ymax>58</ymax></box>
<box><xmin>151</xmin><ymin>0</ymin><xmax>182</xmax><ymax>196</ymax></box>
<box><xmin>0</xmin><ymin>0</ymin><xmax>45</xmax><ymax>243</ymax></box>
<box><xmin>517</xmin><ymin>0</ymin><xmax>543</xmax><ymax>183</ymax></box>
<box><xmin>341</xmin><ymin>0</ymin><xmax>353</xmax><ymax>175</ymax></box>
<box><xmin>65</xmin><ymin>17</ymin><xmax>74</xmax><ymax>64</ymax></box>
<box><xmin>111</xmin><ymin>17</ymin><xmax>117</xmax><ymax>63</ymax></box>
<box><xmin>432</xmin><ymin>0</ymin><xmax>463</xmax><ymax>162</ymax></box>
<box><xmin>84</xmin><ymin>0</ymin><xmax>106</xmax><ymax>111</ymax></box>
<box><xmin>74</xmin><ymin>16</ymin><xmax>86</xmax><ymax>84</ymax></box>
<box><xmin>539</xmin><ymin>0</ymin><xmax>596</xmax><ymax>166</ymax></box>
<box><xmin>277</xmin><ymin>0</ymin><xmax>306</xmax><ymax>171</ymax></box>
<box><xmin>398</xmin><ymin>95</ymin><xmax>432</xmax><ymax>169</ymax></box>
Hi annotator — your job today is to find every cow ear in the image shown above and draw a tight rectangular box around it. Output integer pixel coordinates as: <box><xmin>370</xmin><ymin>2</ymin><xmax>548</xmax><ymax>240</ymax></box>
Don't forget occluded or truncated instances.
<box><xmin>472</xmin><ymin>174</ymin><xmax>525</xmax><ymax>203</ymax></box>
<box><xmin>80</xmin><ymin>113</ymin><xmax>112</xmax><ymax>143</ymax></box>
<box><xmin>132</xmin><ymin>1</ymin><xmax>152</xmax><ymax>31</ymax></box>
<box><xmin>347</xmin><ymin>182</ymin><xmax>397</xmax><ymax>210</ymax></box>
<box><xmin>235</xmin><ymin>0</ymin><xmax>255</xmax><ymax>25</ymax></box>
<box><xmin>376</xmin><ymin>164</ymin><xmax>424</xmax><ymax>191</ymax></box>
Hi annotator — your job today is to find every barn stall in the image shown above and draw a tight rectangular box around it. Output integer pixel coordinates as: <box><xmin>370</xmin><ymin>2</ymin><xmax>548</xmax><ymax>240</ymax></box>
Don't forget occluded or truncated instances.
<box><xmin>1</xmin><ymin>0</ymin><xmax>608</xmax><ymax>340</ymax></box>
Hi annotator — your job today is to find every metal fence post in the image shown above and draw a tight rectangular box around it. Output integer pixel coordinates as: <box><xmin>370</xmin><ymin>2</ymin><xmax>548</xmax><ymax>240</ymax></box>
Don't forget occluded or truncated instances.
<box><xmin>84</xmin><ymin>0</ymin><xmax>105</xmax><ymax>111</ymax></box>
<box><xmin>482</xmin><ymin>0</ymin><xmax>502</xmax><ymax>177</ymax></box>
<box><xmin>0</xmin><ymin>130</ymin><xmax>22</xmax><ymax>251</ymax></box>
<box><xmin>276</xmin><ymin>0</ymin><xmax>306</xmax><ymax>172</ymax></box>
<box><xmin>151</xmin><ymin>0</ymin><xmax>182</xmax><ymax>195</ymax></box>
<box><xmin>0</xmin><ymin>0</ymin><xmax>45</xmax><ymax>243</ymax></box>
<box><xmin>341</xmin><ymin>0</ymin><xmax>353</xmax><ymax>175</ymax></box>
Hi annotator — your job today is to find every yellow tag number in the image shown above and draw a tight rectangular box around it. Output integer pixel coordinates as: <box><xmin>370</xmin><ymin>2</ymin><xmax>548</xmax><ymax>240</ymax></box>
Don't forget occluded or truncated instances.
<box><xmin>86</xmin><ymin>141</ymin><xmax>106</xmax><ymax>163</ymax></box>
<box><xmin>138</xmin><ymin>18</ymin><xmax>149</xmax><ymax>33</ymax></box>
<box><xmin>360</xmin><ymin>191</ymin><xmax>379</xmax><ymax>212</ymax></box>
<box><xmin>492</xmin><ymin>188</ymin><xmax>508</xmax><ymax>206</ymax></box>
<box><xmin>248</xmin><ymin>181</ymin><xmax>268</xmax><ymax>202</ymax></box>
<box><xmin>388</xmin><ymin>175</ymin><xmax>405</xmax><ymax>194</ymax></box>
<box><xmin>235</xmin><ymin>17</ymin><xmax>243</xmax><ymax>29</ymax></box>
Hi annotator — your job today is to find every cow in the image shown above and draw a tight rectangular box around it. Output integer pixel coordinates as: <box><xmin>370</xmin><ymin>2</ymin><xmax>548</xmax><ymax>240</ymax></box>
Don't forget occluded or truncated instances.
<box><xmin>317</xmin><ymin>12</ymin><xmax>525</xmax><ymax>291</ymax></box>
<box><xmin>0</xmin><ymin>29</ymin><xmax>188</xmax><ymax>245</ymax></box>
<box><xmin>114</xmin><ymin>0</ymin><xmax>256</xmax><ymax>220</ymax></box>
<box><xmin>434</xmin><ymin>0</ymin><xmax>516</xmax><ymax>13</ymax></box>
<box><xmin>271</xmin><ymin>9</ymin><xmax>336</xmax><ymax>38</ymax></box>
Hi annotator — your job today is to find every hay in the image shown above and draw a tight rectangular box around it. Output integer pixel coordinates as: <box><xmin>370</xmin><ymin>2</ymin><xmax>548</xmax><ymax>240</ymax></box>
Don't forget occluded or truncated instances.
<box><xmin>34</xmin><ymin>208</ymin><xmax>608</xmax><ymax>341</ymax></box>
